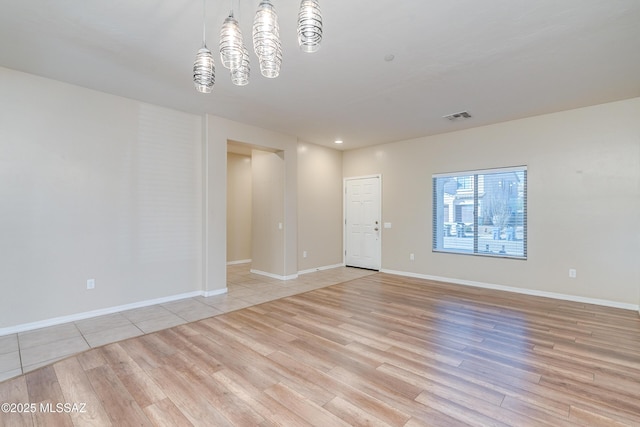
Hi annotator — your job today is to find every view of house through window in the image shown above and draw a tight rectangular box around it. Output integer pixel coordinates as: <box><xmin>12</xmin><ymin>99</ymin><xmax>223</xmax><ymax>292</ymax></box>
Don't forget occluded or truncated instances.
<box><xmin>432</xmin><ymin>166</ymin><xmax>527</xmax><ymax>258</ymax></box>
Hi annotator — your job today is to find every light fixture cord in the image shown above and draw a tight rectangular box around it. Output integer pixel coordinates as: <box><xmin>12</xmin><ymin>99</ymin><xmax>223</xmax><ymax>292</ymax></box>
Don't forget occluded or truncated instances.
<box><xmin>202</xmin><ymin>0</ymin><xmax>207</xmax><ymax>45</ymax></box>
<box><xmin>233</xmin><ymin>0</ymin><xmax>240</xmax><ymax>20</ymax></box>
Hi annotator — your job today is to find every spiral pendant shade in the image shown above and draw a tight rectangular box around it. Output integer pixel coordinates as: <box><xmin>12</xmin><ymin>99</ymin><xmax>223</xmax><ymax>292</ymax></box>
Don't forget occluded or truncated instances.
<box><xmin>231</xmin><ymin>45</ymin><xmax>251</xmax><ymax>86</ymax></box>
<box><xmin>219</xmin><ymin>13</ymin><xmax>244</xmax><ymax>70</ymax></box>
<box><xmin>253</xmin><ymin>0</ymin><xmax>283</xmax><ymax>78</ymax></box>
<box><xmin>193</xmin><ymin>45</ymin><xmax>215</xmax><ymax>93</ymax></box>
<box><xmin>258</xmin><ymin>45</ymin><xmax>281</xmax><ymax>78</ymax></box>
<box><xmin>297</xmin><ymin>0</ymin><xmax>322</xmax><ymax>53</ymax></box>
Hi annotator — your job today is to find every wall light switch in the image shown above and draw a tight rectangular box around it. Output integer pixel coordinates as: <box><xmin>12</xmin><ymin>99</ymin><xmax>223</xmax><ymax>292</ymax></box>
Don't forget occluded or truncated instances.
<box><xmin>569</xmin><ymin>269</ymin><xmax>577</xmax><ymax>278</ymax></box>
<box><xmin>384</xmin><ymin>222</ymin><xmax>392</xmax><ymax>229</ymax></box>
<box><xmin>410</xmin><ymin>253</ymin><xmax>415</xmax><ymax>261</ymax></box>
<box><xmin>278</xmin><ymin>222</ymin><xmax>283</xmax><ymax>230</ymax></box>
<box><xmin>87</xmin><ymin>279</ymin><xmax>95</xmax><ymax>289</ymax></box>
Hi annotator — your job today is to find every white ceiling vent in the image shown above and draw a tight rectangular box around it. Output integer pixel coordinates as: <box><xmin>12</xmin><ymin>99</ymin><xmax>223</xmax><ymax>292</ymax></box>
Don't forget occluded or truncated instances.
<box><xmin>443</xmin><ymin>111</ymin><xmax>472</xmax><ymax>121</ymax></box>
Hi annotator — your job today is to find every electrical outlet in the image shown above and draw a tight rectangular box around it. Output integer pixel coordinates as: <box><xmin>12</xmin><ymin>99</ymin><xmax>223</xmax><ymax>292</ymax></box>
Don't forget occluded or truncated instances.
<box><xmin>410</xmin><ymin>253</ymin><xmax>415</xmax><ymax>261</ymax></box>
<box><xmin>87</xmin><ymin>279</ymin><xmax>95</xmax><ymax>289</ymax></box>
<box><xmin>568</xmin><ymin>269</ymin><xmax>577</xmax><ymax>279</ymax></box>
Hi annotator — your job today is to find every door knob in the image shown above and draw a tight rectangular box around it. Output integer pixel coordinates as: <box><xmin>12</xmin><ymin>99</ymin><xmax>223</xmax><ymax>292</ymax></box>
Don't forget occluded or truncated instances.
<box><xmin>374</xmin><ymin>227</ymin><xmax>379</xmax><ymax>231</ymax></box>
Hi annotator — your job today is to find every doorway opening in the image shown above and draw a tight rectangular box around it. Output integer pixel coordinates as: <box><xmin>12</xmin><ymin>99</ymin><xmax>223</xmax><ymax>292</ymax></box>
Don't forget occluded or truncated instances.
<box><xmin>227</xmin><ymin>141</ymin><xmax>286</xmax><ymax>279</ymax></box>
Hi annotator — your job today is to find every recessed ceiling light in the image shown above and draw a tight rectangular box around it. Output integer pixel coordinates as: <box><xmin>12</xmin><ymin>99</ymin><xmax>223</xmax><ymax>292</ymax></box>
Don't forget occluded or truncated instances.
<box><xmin>334</xmin><ymin>140</ymin><xmax>343</xmax><ymax>144</ymax></box>
<box><xmin>384</xmin><ymin>54</ymin><xmax>395</xmax><ymax>62</ymax></box>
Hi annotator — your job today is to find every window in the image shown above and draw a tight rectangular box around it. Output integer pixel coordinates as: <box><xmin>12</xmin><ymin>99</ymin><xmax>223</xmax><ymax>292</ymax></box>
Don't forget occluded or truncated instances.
<box><xmin>433</xmin><ymin>166</ymin><xmax>527</xmax><ymax>259</ymax></box>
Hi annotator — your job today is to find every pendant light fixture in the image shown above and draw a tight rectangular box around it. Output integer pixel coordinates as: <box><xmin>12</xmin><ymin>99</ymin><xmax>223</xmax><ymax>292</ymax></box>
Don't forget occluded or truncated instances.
<box><xmin>219</xmin><ymin>12</ymin><xmax>244</xmax><ymax>71</ymax></box>
<box><xmin>194</xmin><ymin>0</ymin><xmax>322</xmax><ymax>92</ymax></box>
<box><xmin>297</xmin><ymin>0</ymin><xmax>322</xmax><ymax>53</ymax></box>
<box><xmin>252</xmin><ymin>0</ymin><xmax>282</xmax><ymax>78</ymax></box>
<box><xmin>193</xmin><ymin>0</ymin><xmax>215</xmax><ymax>93</ymax></box>
<box><xmin>220</xmin><ymin>1</ymin><xmax>251</xmax><ymax>86</ymax></box>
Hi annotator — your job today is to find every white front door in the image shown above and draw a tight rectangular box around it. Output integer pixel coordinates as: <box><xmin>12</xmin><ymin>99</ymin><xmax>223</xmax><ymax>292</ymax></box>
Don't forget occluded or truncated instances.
<box><xmin>345</xmin><ymin>176</ymin><xmax>381</xmax><ymax>270</ymax></box>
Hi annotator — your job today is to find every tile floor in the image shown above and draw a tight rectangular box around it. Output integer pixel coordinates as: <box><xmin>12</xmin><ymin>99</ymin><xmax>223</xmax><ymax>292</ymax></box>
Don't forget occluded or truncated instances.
<box><xmin>0</xmin><ymin>264</ymin><xmax>375</xmax><ymax>382</ymax></box>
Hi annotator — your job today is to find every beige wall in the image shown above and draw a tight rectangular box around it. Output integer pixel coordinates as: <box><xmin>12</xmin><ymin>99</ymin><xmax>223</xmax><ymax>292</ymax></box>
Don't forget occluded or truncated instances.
<box><xmin>205</xmin><ymin>116</ymin><xmax>298</xmax><ymax>282</ymax></box>
<box><xmin>226</xmin><ymin>141</ymin><xmax>344</xmax><ymax>274</ymax></box>
<box><xmin>0</xmin><ymin>67</ymin><xmax>203</xmax><ymax>329</ymax></box>
<box><xmin>297</xmin><ymin>141</ymin><xmax>344</xmax><ymax>271</ymax></box>
<box><xmin>251</xmin><ymin>150</ymin><xmax>285</xmax><ymax>276</ymax></box>
<box><xmin>0</xmin><ymin>68</ymin><xmax>347</xmax><ymax>331</ymax></box>
<box><xmin>226</xmin><ymin>152</ymin><xmax>252</xmax><ymax>263</ymax></box>
<box><xmin>344</xmin><ymin>98</ymin><xmax>640</xmax><ymax>306</ymax></box>
<box><xmin>0</xmin><ymin>68</ymin><xmax>304</xmax><ymax>330</ymax></box>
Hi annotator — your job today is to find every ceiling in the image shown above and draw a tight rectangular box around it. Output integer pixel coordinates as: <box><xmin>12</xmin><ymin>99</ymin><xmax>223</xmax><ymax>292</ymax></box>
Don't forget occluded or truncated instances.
<box><xmin>1</xmin><ymin>1</ymin><xmax>639</xmax><ymax>151</ymax></box>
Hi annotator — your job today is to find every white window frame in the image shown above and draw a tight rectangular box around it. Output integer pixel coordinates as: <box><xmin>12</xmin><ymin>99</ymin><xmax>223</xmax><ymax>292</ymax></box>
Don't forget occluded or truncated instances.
<box><xmin>432</xmin><ymin>166</ymin><xmax>527</xmax><ymax>259</ymax></box>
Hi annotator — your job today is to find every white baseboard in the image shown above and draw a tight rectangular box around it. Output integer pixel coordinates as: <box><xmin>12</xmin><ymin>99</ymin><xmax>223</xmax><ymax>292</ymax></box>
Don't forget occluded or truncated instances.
<box><xmin>227</xmin><ymin>259</ymin><xmax>251</xmax><ymax>265</ymax></box>
<box><xmin>380</xmin><ymin>269</ymin><xmax>640</xmax><ymax>312</ymax></box>
<box><xmin>298</xmin><ymin>263</ymin><xmax>345</xmax><ymax>276</ymax></box>
<box><xmin>251</xmin><ymin>264</ymin><xmax>345</xmax><ymax>280</ymax></box>
<box><xmin>203</xmin><ymin>288</ymin><xmax>228</xmax><ymax>298</ymax></box>
<box><xmin>0</xmin><ymin>288</ymin><xmax>229</xmax><ymax>337</ymax></box>
<box><xmin>250</xmin><ymin>269</ymin><xmax>299</xmax><ymax>280</ymax></box>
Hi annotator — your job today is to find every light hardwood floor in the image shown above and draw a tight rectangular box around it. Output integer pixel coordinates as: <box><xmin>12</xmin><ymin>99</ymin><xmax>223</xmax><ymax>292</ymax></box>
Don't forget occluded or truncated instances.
<box><xmin>1</xmin><ymin>273</ymin><xmax>639</xmax><ymax>426</ymax></box>
<box><xmin>0</xmin><ymin>264</ymin><xmax>375</xmax><ymax>381</ymax></box>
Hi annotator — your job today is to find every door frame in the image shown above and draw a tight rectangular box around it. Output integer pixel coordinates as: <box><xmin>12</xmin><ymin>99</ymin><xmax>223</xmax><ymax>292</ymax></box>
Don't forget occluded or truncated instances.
<box><xmin>343</xmin><ymin>174</ymin><xmax>382</xmax><ymax>270</ymax></box>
